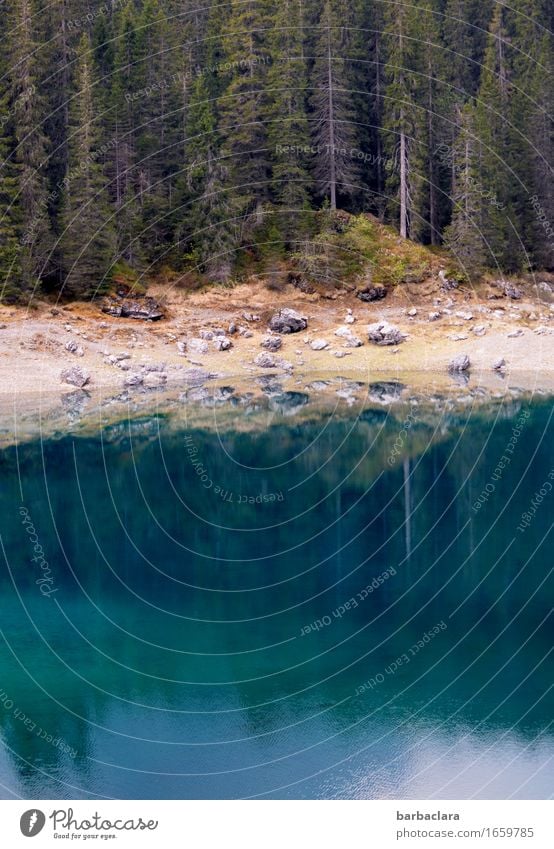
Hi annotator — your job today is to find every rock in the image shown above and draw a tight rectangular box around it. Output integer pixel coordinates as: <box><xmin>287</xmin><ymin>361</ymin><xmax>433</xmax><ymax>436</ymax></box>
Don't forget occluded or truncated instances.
<box><xmin>455</xmin><ymin>310</ymin><xmax>474</xmax><ymax>321</ymax></box>
<box><xmin>214</xmin><ymin>336</ymin><xmax>233</xmax><ymax>351</ymax></box>
<box><xmin>471</xmin><ymin>325</ymin><xmax>487</xmax><ymax>336</ymax></box>
<box><xmin>448</xmin><ymin>333</ymin><xmax>468</xmax><ymax>341</ymax></box>
<box><xmin>60</xmin><ymin>366</ymin><xmax>90</xmax><ymax>388</ymax></box>
<box><xmin>344</xmin><ymin>334</ymin><xmax>363</xmax><ymax>347</ymax></box>
<box><xmin>65</xmin><ymin>339</ymin><xmax>84</xmax><ymax>356</ymax></box>
<box><xmin>123</xmin><ymin>373</ymin><xmax>144</xmax><ymax>387</ymax></box>
<box><xmin>177</xmin><ymin>341</ymin><xmax>186</xmax><ymax>355</ymax></box>
<box><xmin>254</xmin><ymin>352</ymin><xmax>293</xmax><ymax>370</ymax></box>
<box><xmin>268</xmin><ymin>308</ymin><xmax>308</xmax><ymax>334</ymax></box>
<box><xmin>310</xmin><ymin>338</ymin><xmax>329</xmax><ymax>351</ymax></box>
<box><xmin>187</xmin><ymin>338</ymin><xmax>209</xmax><ymax>355</ymax></box>
<box><xmin>344</xmin><ymin>314</ymin><xmax>355</xmax><ymax>324</ymax></box>
<box><xmin>336</xmin><ymin>326</ymin><xmax>362</xmax><ymax>344</ymax></box>
<box><xmin>333</xmin><ymin>351</ymin><xmax>352</xmax><ymax>358</ymax></box>
<box><xmin>507</xmin><ymin>329</ymin><xmax>524</xmax><ymax>338</ymax></box>
<box><xmin>334</xmin><ymin>325</ymin><xmax>363</xmax><ymax>347</ymax></box>
<box><xmin>367</xmin><ymin>321</ymin><xmax>406</xmax><ymax>346</ymax></box>
<box><xmin>448</xmin><ymin>354</ymin><xmax>470</xmax><ymax>373</ymax></box>
<box><xmin>0</xmin><ymin>323</ymin><xmax>6</xmax><ymax>330</ymax></box>
<box><xmin>242</xmin><ymin>312</ymin><xmax>260</xmax><ymax>322</ymax></box>
<box><xmin>228</xmin><ymin>322</ymin><xmax>238</xmax><ymax>335</ymax></box>
<box><xmin>261</xmin><ymin>335</ymin><xmax>282</xmax><ymax>352</ymax></box>
<box><xmin>50</xmin><ymin>308</ymin><xmax>61</xmax><ymax>316</ymax></box>
<box><xmin>356</xmin><ymin>285</ymin><xmax>387</xmax><ymax>302</ymax></box>
<box><xmin>182</xmin><ymin>367</ymin><xmax>215</xmax><ymax>385</ymax></box>
<box><xmin>428</xmin><ymin>312</ymin><xmax>441</xmax><ymax>322</ymax></box>
<box><xmin>534</xmin><ymin>325</ymin><xmax>551</xmax><ymax>335</ymax></box>
<box><xmin>140</xmin><ymin>363</ymin><xmax>166</xmax><ymax>373</ymax></box>
<box><xmin>199</xmin><ymin>330</ymin><xmax>214</xmax><ymax>340</ymax></box>
<box><xmin>407</xmin><ymin>308</ymin><xmax>417</xmax><ymax>317</ymax></box>
<box><xmin>102</xmin><ymin>295</ymin><xmax>164</xmax><ymax>321</ymax></box>
<box><xmin>493</xmin><ymin>357</ymin><xmax>506</xmax><ymax>371</ymax></box>
<box><xmin>439</xmin><ymin>270</ymin><xmax>459</xmax><ymax>291</ymax></box>
<box><xmin>494</xmin><ymin>280</ymin><xmax>522</xmax><ymax>300</ymax></box>
<box><xmin>537</xmin><ymin>281</ymin><xmax>554</xmax><ymax>303</ymax></box>
<box><xmin>255</xmin><ymin>352</ymin><xmax>278</xmax><ymax>368</ymax></box>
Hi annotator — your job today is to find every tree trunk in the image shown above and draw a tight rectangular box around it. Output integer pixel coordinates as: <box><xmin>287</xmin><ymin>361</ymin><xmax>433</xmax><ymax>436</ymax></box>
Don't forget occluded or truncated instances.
<box><xmin>327</xmin><ymin>26</ymin><xmax>336</xmax><ymax>210</ymax></box>
<box><xmin>400</xmin><ymin>122</ymin><xmax>407</xmax><ymax>238</ymax></box>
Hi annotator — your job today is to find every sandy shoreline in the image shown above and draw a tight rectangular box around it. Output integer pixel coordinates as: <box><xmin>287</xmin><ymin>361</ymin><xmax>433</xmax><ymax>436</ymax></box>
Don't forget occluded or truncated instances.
<box><xmin>2</xmin><ymin>280</ymin><xmax>553</xmax><ymax>387</ymax></box>
<box><xmin>0</xmin><ymin>279</ymin><xmax>552</xmax><ymax>445</ymax></box>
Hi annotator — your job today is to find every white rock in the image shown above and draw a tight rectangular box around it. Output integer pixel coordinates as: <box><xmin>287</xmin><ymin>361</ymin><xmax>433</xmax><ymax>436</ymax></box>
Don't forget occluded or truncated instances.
<box><xmin>311</xmin><ymin>338</ymin><xmax>329</xmax><ymax>350</ymax></box>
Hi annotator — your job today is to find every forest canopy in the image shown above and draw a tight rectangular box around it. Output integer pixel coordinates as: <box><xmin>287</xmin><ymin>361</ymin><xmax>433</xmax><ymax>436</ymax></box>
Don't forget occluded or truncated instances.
<box><xmin>0</xmin><ymin>0</ymin><xmax>552</xmax><ymax>302</ymax></box>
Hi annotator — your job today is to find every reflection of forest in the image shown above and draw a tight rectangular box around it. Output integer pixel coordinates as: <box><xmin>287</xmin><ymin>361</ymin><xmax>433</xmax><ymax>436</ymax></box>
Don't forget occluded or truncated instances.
<box><xmin>0</xmin><ymin>399</ymin><xmax>552</xmax><ymax>798</ymax></box>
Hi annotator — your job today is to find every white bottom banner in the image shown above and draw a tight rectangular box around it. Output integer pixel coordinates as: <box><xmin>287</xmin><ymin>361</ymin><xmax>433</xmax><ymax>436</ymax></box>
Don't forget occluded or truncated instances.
<box><xmin>1</xmin><ymin>800</ymin><xmax>551</xmax><ymax>847</ymax></box>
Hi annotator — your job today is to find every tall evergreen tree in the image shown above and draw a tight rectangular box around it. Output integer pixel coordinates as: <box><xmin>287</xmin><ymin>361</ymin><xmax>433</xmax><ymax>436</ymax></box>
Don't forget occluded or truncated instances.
<box><xmin>218</xmin><ymin>0</ymin><xmax>271</xmax><ymax>246</ymax></box>
<box><xmin>381</xmin><ymin>0</ymin><xmax>419</xmax><ymax>238</ymax></box>
<box><xmin>265</xmin><ymin>0</ymin><xmax>312</xmax><ymax>241</ymax></box>
<box><xmin>60</xmin><ymin>34</ymin><xmax>115</xmax><ymax>298</ymax></box>
<box><xmin>8</xmin><ymin>0</ymin><xmax>54</xmax><ymax>295</ymax></box>
<box><xmin>310</xmin><ymin>0</ymin><xmax>361</xmax><ymax>210</ymax></box>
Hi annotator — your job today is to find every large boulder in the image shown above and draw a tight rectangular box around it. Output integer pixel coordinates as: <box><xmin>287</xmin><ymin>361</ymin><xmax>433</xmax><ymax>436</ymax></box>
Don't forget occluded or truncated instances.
<box><xmin>268</xmin><ymin>308</ymin><xmax>308</xmax><ymax>334</ymax></box>
<box><xmin>356</xmin><ymin>285</ymin><xmax>387</xmax><ymax>302</ymax></box>
<box><xmin>60</xmin><ymin>366</ymin><xmax>90</xmax><ymax>388</ymax></box>
<box><xmin>367</xmin><ymin>321</ymin><xmax>406</xmax><ymax>346</ymax></box>
<box><xmin>102</xmin><ymin>295</ymin><xmax>164</xmax><ymax>321</ymax></box>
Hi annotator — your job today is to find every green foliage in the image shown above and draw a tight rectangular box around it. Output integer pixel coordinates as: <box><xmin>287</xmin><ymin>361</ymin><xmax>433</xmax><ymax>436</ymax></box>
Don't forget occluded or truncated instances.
<box><xmin>0</xmin><ymin>0</ymin><xmax>550</xmax><ymax>302</ymax></box>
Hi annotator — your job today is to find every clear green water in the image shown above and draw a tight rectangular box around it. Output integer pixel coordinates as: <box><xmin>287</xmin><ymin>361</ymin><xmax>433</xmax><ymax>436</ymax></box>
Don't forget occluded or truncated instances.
<box><xmin>0</xmin><ymin>394</ymin><xmax>552</xmax><ymax>799</ymax></box>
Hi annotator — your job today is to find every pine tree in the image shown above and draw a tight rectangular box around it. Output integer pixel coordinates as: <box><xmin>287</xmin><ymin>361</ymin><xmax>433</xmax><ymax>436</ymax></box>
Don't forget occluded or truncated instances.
<box><xmin>180</xmin><ymin>72</ymin><xmax>234</xmax><ymax>281</ymax></box>
<box><xmin>265</xmin><ymin>0</ymin><xmax>312</xmax><ymax>242</ymax></box>
<box><xmin>60</xmin><ymin>34</ymin><xmax>115</xmax><ymax>299</ymax></box>
<box><xmin>0</xmin><ymin>80</ymin><xmax>23</xmax><ymax>302</ymax></box>
<box><xmin>8</xmin><ymin>0</ymin><xmax>54</xmax><ymax>296</ymax></box>
<box><xmin>380</xmin><ymin>0</ymin><xmax>419</xmax><ymax>238</ymax></box>
<box><xmin>473</xmin><ymin>3</ymin><xmax>525</xmax><ymax>271</ymax></box>
<box><xmin>218</xmin><ymin>0</ymin><xmax>272</xmax><ymax>245</ymax></box>
<box><xmin>310</xmin><ymin>0</ymin><xmax>361</xmax><ymax>210</ymax></box>
<box><xmin>443</xmin><ymin>104</ymin><xmax>488</xmax><ymax>273</ymax></box>
<box><xmin>409</xmin><ymin>0</ymin><xmax>445</xmax><ymax>244</ymax></box>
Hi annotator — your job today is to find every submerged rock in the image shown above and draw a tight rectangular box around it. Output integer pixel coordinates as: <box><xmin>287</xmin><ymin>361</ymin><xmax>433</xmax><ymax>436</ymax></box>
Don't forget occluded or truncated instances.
<box><xmin>268</xmin><ymin>308</ymin><xmax>308</xmax><ymax>334</ymax></box>
<box><xmin>181</xmin><ymin>367</ymin><xmax>216</xmax><ymax>385</ymax></box>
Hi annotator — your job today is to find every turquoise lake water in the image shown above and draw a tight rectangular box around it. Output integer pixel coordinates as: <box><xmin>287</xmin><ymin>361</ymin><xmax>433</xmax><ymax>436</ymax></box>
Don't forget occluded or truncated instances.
<box><xmin>0</xmin><ymin>392</ymin><xmax>552</xmax><ymax>799</ymax></box>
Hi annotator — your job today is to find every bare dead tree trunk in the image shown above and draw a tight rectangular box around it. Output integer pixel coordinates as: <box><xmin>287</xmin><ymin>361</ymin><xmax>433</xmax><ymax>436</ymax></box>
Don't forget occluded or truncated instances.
<box><xmin>400</xmin><ymin>120</ymin><xmax>408</xmax><ymax>238</ymax></box>
<box><xmin>327</xmin><ymin>25</ymin><xmax>337</xmax><ymax>210</ymax></box>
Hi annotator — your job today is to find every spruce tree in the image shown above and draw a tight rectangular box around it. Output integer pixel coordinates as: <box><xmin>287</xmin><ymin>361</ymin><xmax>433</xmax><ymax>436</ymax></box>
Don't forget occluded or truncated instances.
<box><xmin>8</xmin><ymin>0</ymin><xmax>54</xmax><ymax>296</ymax></box>
<box><xmin>265</xmin><ymin>0</ymin><xmax>312</xmax><ymax>242</ymax></box>
<box><xmin>310</xmin><ymin>0</ymin><xmax>361</xmax><ymax>210</ymax></box>
<box><xmin>60</xmin><ymin>34</ymin><xmax>115</xmax><ymax>299</ymax></box>
<box><xmin>380</xmin><ymin>0</ymin><xmax>419</xmax><ymax>238</ymax></box>
<box><xmin>218</xmin><ymin>0</ymin><xmax>272</xmax><ymax>245</ymax></box>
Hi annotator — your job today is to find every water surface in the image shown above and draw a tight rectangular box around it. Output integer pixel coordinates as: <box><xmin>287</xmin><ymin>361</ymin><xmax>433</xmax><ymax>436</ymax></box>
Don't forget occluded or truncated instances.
<box><xmin>0</xmin><ymin>390</ymin><xmax>552</xmax><ymax>799</ymax></box>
